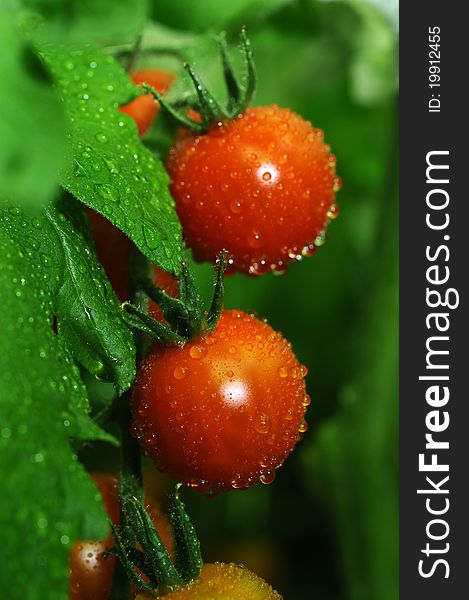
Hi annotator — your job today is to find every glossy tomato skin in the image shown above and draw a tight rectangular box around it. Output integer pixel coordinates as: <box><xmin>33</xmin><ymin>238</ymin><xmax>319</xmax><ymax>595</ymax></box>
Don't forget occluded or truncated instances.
<box><xmin>166</xmin><ymin>104</ymin><xmax>341</xmax><ymax>275</ymax></box>
<box><xmin>69</xmin><ymin>539</ymin><xmax>115</xmax><ymax>600</ymax></box>
<box><xmin>135</xmin><ymin>563</ymin><xmax>282</xmax><ymax>600</ymax></box>
<box><xmin>69</xmin><ymin>473</ymin><xmax>173</xmax><ymax>600</ymax></box>
<box><xmin>120</xmin><ymin>69</ymin><xmax>174</xmax><ymax>136</ymax></box>
<box><xmin>131</xmin><ymin>310</ymin><xmax>310</xmax><ymax>493</ymax></box>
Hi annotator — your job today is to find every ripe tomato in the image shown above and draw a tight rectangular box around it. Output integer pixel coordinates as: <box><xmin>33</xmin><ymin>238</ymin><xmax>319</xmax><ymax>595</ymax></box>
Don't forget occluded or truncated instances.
<box><xmin>130</xmin><ymin>310</ymin><xmax>310</xmax><ymax>493</ymax></box>
<box><xmin>134</xmin><ymin>562</ymin><xmax>282</xmax><ymax>599</ymax></box>
<box><xmin>69</xmin><ymin>473</ymin><xmax>173</xmax><ymax>600</ymax></box>
<box><xmin>120</xmin><ymin>69</ymin><xmax>174</xmax><ymax>136</ymax></box>
<box><xmin>87</xmin><ymin>209</ymin><xmax>132</xmax><ymax>302</ymax></box>
<box><xmin>166</xmin><ymin>104</ymin><xmax>341</xmax><ymax>275</ymax></box>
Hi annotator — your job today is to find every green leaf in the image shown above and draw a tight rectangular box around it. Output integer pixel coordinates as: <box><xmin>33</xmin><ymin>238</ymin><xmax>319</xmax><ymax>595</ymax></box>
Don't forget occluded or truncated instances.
<box><xmin>20</xmin><ymin>0</ymin><xmax>149</xmax><ymax>45</ymax></box>
<box><xmin>0</xmin><ymin>226</ymin><xmax>111</xmax><ymax>600</ymax></box>
<box><xmin>0</xmin><ymin>198</ymin><xmax>136</xmax><ymax>393</ymax></box>
<box><xmin>44</xmin><ymin>45</ymin><xmax>183</xmax><ymax>275</ymax></box>
<box><xmin>0</xmin><ymin>9</ymin><xmax>66</xmax><ymax>208</ymax></box>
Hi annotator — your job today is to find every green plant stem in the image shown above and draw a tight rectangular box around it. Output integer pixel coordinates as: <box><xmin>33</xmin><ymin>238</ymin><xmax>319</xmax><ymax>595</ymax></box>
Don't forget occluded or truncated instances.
<box><xmin>109</xmin><ymin>253</ymin><xmax>146</xmax><ymax>600</ymax></box>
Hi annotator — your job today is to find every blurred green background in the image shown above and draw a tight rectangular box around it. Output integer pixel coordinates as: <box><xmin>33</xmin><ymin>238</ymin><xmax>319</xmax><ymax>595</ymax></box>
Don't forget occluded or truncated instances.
<box><xmin>146</xmin><ymin>1</ymin><xmax>398</xmax><ymax>599</ymax></box>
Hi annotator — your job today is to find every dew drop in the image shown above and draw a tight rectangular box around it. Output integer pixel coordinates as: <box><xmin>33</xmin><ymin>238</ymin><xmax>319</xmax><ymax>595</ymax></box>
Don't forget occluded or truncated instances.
<box><xmin>189</xmin><ymin>345</ymin><xmax>206</xmax><ymax>360</ymax></box>
<box><xmin>314</xmin><ymin>231</ymin><xmax>327</xmax><ymax>247</ymax></box>
<box><xmin>301</xmin><ymin>244</ymin><xmax>316</xmax><ymax>258</ymax></box>
<box><xmin>95</xmin><ymin>132</ymin><xmax>108</xmax><ymax>144</ymax></box>
<box><xmin>255</xmin><ymin>413</ymin><xmax>270</xmax><ymax>434</ymax></box>
<box><xmin>96</xmin><ymin>184</ymin><xmax>118</xmax><ymax>203</ymax></box>
<box><xmin>230</xmin><ymin>200</ymin><xmax>242</xmax><ymax>214</ymax></box>
<box><xmin>142</xmin><ymin>221</ymin><xmax>160</xmax><ymax>250</ymax></box>
<box><xmin>173</xmin><ymin>366</ymin><xmax>189</xmax><ymax>380</ymax></box>
<box><xmin>247</xmin><ymin>230</ymin><xmax>261</xmax><ymax>249</ymax></box>
<box><xmin>260</xmin><ymin>469</ymin><xmax>276</xmax><ymax>485</ymax></box>
<box><xmin>333</xmin><ymin>177</ymin><xmax>343</xmax><ymax>192</ymax></box>
<box><xmin>248</xmin><ymin>260</ymin><xmax>269</xmax><ymax>276</ymax></box>
<box><xmin>327</xmin><ymin>203</ymin><xmax>340</xmax><ymax>219</ymax></box>
<box><xmin>278</xmin><ymin>366</ymin><xmax>288</xmax><ymax>378</ymax></box>
<box><xmin>298</xmin><ymin>419</ymin><xmax>309</xmax><ymax>433</ymax></box>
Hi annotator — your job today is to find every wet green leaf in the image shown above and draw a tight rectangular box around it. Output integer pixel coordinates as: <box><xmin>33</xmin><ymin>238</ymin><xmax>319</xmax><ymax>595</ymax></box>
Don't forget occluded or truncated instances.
<box><xmin>0</xmin><ymin>224</ymin><xmax>110</xmax><ymax>600</ymax></box>
<box><xmin>44</xmin><ymin>45</ymin><xmax>183</xmax><ymax>275</ymax></box>
<box><xmin>0</xmin><ymin>198</ymin><xmax>136</xmax><ymax>393</ymax></box>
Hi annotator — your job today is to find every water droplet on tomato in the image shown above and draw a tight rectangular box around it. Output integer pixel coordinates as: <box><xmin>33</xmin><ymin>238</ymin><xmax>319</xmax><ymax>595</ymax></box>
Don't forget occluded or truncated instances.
<box><xmin>255</xmin><ymin>413</ymin><xmax>270</xmax><ymax>434</ymax></box>
<box><xmin>189</xmin><ymin>345</ymin><xmax>206</xmax><ymax>360</ymax></box>
<box><xmin>260</xmin><ymin>469</ymin><xmax>276</xmax><ymax>485</ymax></box>
<box><xmin>247</xmin><ymin>230</ymin><xmax>261</xmax><ymax>249</ymax></box>
<box><xmin>229</xmin><ymin>200</ymin><xmax>242</xmax><ymax>214</ymax></box>
<box><xmin>248</xmin><ymin>260</ymin><xmax>269</xmax><ymax>276</ymax></box>
<box><xmin>314</xmin><ymin>231</ymin><xmax>327</xmax><ymax>247</ymax></box>
<box><xmin>173</xmin><ymin>366</ymin><xmax>188</xmax><ymax>380</ymax></box>
<box><xmin>333</xmin><ymin>176</ymin><xmax>342</xmax><ymax>192</ymax></box>
<box><xmin>278</xmin><ymin>366</ymin><xmax>288</xmax><ymax>378</ymax></box>
<box><xmin>301</xmin><ymin>244</ymin><xmax>316</xmax><ymax>257</ymax></box>
<box><xmin>327</xmin><ymin>203</ymin><xmax>340</xmax><ymax>219</ymax></box>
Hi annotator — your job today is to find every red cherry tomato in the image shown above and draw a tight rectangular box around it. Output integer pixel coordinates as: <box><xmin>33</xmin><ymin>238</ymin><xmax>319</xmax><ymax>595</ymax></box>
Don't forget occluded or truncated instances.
<box><xmin>130</xmin><ymin>310</ymin><xmax>310</xmax><ymax>494</ymax></box>
<box><xmin>120</xmin><ymin>69</ymin><xmax>175</xmax><ymax>136</ymax></box>
<box><xmin>87</xmin><ymin>209</ymin><xmax>132</xmax><ymax>302</ymax></box>
<box><xmin>166</xmin><ymin>104</ymin><xmax>341</xmax><ymax>275</ymax></box>
<box><xmin>69</xmin><ymin>473</ymin><xmax>173</xmax><ymax>600</ymax></box>
<box><xmin>134</xmin><ymin>562</ymin><xmax>282</xmax><ymax>599</ymax></box>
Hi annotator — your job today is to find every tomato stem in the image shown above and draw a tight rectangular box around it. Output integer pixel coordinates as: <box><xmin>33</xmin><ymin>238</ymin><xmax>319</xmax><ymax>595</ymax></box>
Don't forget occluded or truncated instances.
<box><xmin>143</xmin><ymin>29</ymin><xmax>256</xmax><ymax>133</ymax></box>
<box><xmin>142</xmin><ymin>83</ymin><xmax>206</xmax><ymax>133</ymax></box>
<box><xmin>218</xmin><ymin>32</ymin><xmax>241</xmax><ymax>114</ymax></box>
<box><xmin>206</xmin><ymin>251</ymin><xmax>227</xmax><ymax>331</ymax></box>
<box><xmin>170</xmin><ymin>485</ymin><xmax>203</xmax><ymax>582</ymax></box>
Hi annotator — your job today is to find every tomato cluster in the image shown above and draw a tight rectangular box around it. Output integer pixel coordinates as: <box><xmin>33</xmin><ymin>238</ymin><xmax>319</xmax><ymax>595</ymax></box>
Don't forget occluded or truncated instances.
<box><xmin>69</xmin><ymin>474</ymin><xmax>173</xmax><ymax>600</ymax></box>
<box><xmin>77</xmin><ymin>38</ymin><xmax>340</xmax><ymax>598</ymax></box>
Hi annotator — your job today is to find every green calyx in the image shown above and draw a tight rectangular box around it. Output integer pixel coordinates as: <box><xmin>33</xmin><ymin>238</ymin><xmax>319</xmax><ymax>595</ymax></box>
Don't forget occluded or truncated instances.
<box><xmin>143</xmin><ymin>28</ymin><xmax>256</xmax><ymax>133</ymax></box>
<box><xmin>122</xmin><ymin>250</ymin><xmax>227</xmax><ymax>345</ymax></box>
<box><xmin>111</xmin><ymin>478</ymin><xmax>203</xmax><ymax>596</ymax></box>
